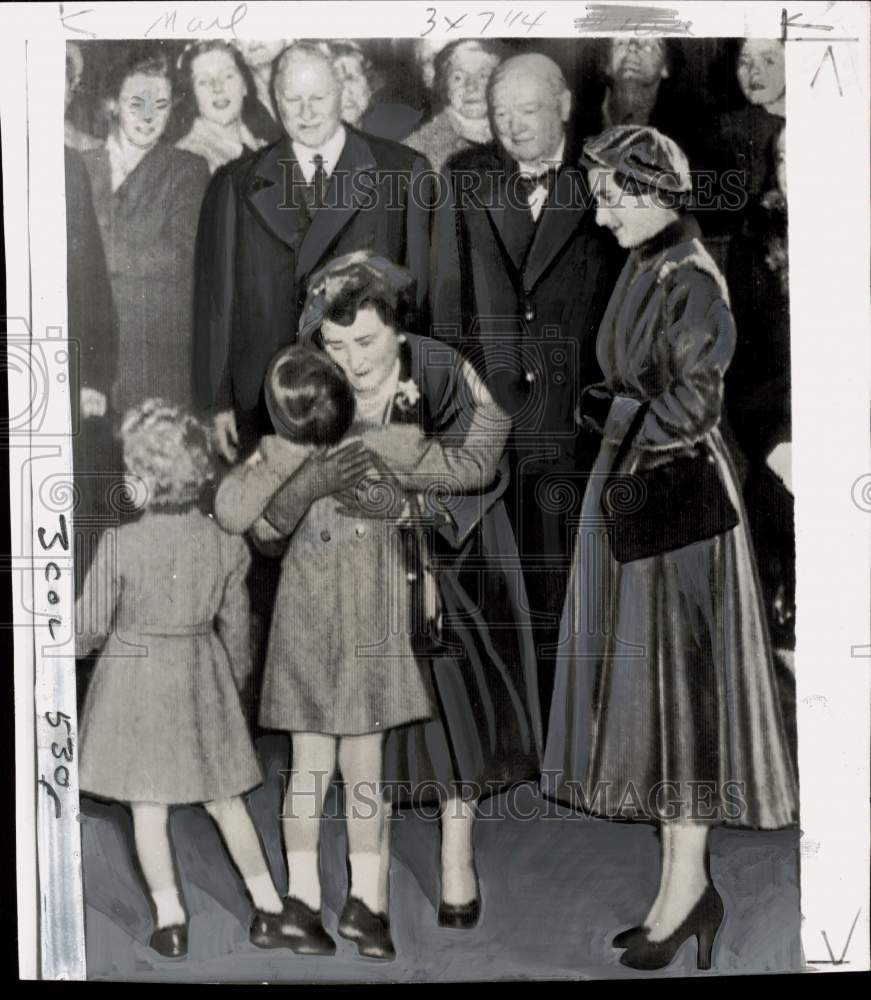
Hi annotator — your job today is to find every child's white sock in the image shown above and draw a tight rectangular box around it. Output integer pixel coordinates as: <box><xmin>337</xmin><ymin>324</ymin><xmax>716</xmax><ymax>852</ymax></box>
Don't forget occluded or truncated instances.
<box><xmin>246</xmin><ymin>871</ymin><xmax>283</xmax><ymax>915</ymax></box>
<box><xmin>286</xmin><ymin>850</ymin><xmax>322</xmax><ymax>911</ymax></box>
<box><xmin>349</xmin><ymin>851</ymin><xmax>382</xmax><ymax>914</ymax></box>
<box><xmin>151</xmin><ymin>887</ymin><xmax>186</xmax><ymax>929</ymax></box>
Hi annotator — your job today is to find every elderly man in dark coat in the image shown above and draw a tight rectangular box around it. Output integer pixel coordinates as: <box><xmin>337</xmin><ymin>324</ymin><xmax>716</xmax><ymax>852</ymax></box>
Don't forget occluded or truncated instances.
<box><xmin>432</xmin><ymin>52</ymin><xmax>624</xmax><ymax>716</ymax></box>
<box><xmin>193</xmin><ymin>41</ymin><xmax>433</xmax><ymax>462</ymax></box>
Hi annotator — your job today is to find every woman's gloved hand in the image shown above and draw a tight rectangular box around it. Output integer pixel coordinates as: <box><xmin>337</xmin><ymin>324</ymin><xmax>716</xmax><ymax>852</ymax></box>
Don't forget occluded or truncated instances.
<box><xmin>577</xmin><ymin>382</ymin><xmax>615</xmax><ymax>436</ymax></box>
<box><xmin>265</xmin><ymin>438</ymin><xmax>372</xmax><ymax>534</ymax></box>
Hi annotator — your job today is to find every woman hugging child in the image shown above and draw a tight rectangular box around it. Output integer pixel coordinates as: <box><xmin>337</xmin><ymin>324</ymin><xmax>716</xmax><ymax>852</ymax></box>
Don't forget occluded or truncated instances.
<box><xmin>215</xmin><ymin>344</ymin><xmax>438</xmax><ymax>961</ymax></box>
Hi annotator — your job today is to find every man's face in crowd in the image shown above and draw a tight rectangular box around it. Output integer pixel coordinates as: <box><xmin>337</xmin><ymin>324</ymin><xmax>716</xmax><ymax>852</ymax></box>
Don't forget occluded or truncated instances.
<box><xmin>609</xmin><ymin>39</ymin><xmax>669</xmax><ymax>87</ymax></box>
<box><xmin>275</xmin><ymin>53</ymin><xmax>343</xmax><ymax>148</ymax></box>
<box><xmin>490</xmin><ymin>70</ymin><xmax>570</xmax><ymax>164</ymax></box>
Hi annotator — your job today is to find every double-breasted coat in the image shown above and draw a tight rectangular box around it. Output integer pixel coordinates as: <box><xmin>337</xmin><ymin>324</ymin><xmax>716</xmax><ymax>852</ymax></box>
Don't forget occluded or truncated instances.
<box><xmin>192</xmin><ymin>127</ymin><xmax>433</xmax><ymax>429</ymax></box>
<box><xmin>541</xmin><ymin>216</ymin><xmax>798</xmax><ymax>829</ymax></box>
<box><xmin>432</xmin><ymin>136</ymin><xmax>625</xmax><ymax>711</ymax></box>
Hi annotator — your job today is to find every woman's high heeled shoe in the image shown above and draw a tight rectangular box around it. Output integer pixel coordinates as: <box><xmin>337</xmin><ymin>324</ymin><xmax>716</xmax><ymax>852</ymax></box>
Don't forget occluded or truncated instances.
<box><xmin>619</xmin><ymin>884</ymin><xmax>724</xmax><ymax>971</ymax></box>
<box><xmin>612</xmin><ymin>925</ymin><xmax>648</xmax><ymax>949</ymax></box>
<box><xmin>437</xmin><ymin>896</ymin><xmax>481</xmax><ymax>929</ymax></box>
<box><xmin>438</xmin><ymin>862</ymin><xmax>481</xmax><ymax>929</ymax></box>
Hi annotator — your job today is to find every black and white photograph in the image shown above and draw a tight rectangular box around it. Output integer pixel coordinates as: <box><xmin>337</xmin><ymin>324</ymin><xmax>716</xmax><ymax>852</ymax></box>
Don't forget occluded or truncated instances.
<box><xmin>1</xmin><ymin>0</ymin><xmax>869</xmax><ymax>983</ymax></box>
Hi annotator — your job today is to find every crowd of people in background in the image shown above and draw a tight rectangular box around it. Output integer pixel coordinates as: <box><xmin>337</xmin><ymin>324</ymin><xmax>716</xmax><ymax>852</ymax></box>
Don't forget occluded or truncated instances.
<box><xmin>66</xmin><ymin>35</ymin><xmax>795</xmax><ymax>970</ymax></box>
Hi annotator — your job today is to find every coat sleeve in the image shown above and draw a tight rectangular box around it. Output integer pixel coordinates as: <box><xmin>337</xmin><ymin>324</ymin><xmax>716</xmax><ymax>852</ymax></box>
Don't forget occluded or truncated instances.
<box><xmin>215</xmin><ymin>533</ymin><xmax>253</xmax><ymax>692</ymax></box>
<box><xmin>603</xmin><ymin>267</ymin><xmax>736</xmax><ymax>453</ymax></box>
<box><xmin>192</xmin><ymin>164</ymin><xmax>238</xmax><ymax>414</ymax></box>
<box><xmin>405</xmin><ymin>153</ymin><xmax>434</xmax><ymax>319</ymax></box>
<box><xmin>74</xmin><ymin>529</ymin><xmax>121</xmax><ymax>656</ymax></box>
<box><xmin>213</xmin><ymin>436</ymin><xmax>311</xmax><ymax>533</ymax></box>
<box><xmin>364</xmin><ymin>358</ymin><xmax>509</xmax><ymax>494</ymax></box>
<box><xmin>430</xmin><ymin>162</ymin><xmax>464</xmax><ymax>345</ymax></box>
<box><xmin>65</xmin><ymin>147</ymin><xmax>118</xmax><ymax>399</ymax></box>
<box><xmin>360</xmin><ymin>357</ymin><xmax>511</xmax><ymax>546</ymax></box>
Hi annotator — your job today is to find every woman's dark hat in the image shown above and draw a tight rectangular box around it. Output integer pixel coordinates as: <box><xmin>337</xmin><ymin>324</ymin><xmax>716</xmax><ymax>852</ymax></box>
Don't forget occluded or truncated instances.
<box><xmin>581</xmin><ymin>125</ymin><xmax>692</xmax><ymax>198</ymax></box>
<box><xmin>298</xmin><ymin>251</ymin><xmax>417</xmax><ymax>342</ymax></box>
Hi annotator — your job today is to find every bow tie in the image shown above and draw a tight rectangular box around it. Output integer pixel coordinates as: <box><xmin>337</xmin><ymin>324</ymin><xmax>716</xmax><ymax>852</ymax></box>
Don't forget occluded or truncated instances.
<box><xmin>515</xmin><ymin>166</ymin><xmax>562</xmax><ymax>200</ymax></box>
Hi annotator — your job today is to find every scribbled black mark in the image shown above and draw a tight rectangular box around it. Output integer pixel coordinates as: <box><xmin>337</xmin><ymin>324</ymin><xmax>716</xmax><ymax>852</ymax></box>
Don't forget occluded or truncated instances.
<box><xmin>811</xmin><ymin>45</ymin><xmax>844</xmax><ymax>95</ymax></box>
<box><xmin>810</xmin><ymin>908</ymin><xmax>862</xmax><ymax>964</ymax></box>
<box><xmin>574</xmin><ymin>4</ymin><xmax>693</xmax><ymax>36</ymax></box>
<box><xmin>781</xmin><ymin>7</ymin><xmax>859</xmax><ymax>41</ymax></box>
<box><xmin>38</xmin><ymin>775</ymin><xmax>62</xmax><ymax>819</ymax></box>
<box><xmin>58</xmin><ymin>4</ymin><xmax>96</xmax><ymax>38</ymax></box>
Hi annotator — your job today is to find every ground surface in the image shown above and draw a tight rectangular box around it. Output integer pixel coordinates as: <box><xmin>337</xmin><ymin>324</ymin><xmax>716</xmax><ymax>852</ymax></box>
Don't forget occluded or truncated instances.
<box><xmin>81</xmin><ymin>734</ymin><xmax>802</xmax><ymax>982</ymax></box>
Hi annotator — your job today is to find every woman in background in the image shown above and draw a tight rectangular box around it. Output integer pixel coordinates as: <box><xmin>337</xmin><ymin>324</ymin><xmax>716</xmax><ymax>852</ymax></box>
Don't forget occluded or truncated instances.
<box><xmin>81</xmin><ymin>51</ymin><xmax>210</xmax><ymax>415</ymax></box>
<box><xmin>326</xmin><ymin>39</ymin><xmax>422</xmax><ymax>142</ymax></box>
<box><xmin>175</xmin><ymin>41</ymin><xmax>267</xmax><ymax>173</ymax></box>
<box><xmin>709</xmin><ymin>39</ymin><xmax>785</xmax><ymax>234</ymax></box>
<box><xmin>65</xmin><ymin>42</ymin><xmax>101</xmax><ymax>152</ymax></box>
<box><xmin>229</xmin><ymin>38</ymin><xmax>288</xmax><ymax>143</ymax></box>
<box><xmin>406</xmin><ymin>39</ymin><xmax>506</xmax><ymax>173</ymax></box>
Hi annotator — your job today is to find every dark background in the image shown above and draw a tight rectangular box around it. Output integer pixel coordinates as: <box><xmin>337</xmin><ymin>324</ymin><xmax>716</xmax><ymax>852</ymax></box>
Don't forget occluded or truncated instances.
<box><xmin>66</xmin><ymin>37</ymin><xmax>747</xmax><ymax>148</ymax></box>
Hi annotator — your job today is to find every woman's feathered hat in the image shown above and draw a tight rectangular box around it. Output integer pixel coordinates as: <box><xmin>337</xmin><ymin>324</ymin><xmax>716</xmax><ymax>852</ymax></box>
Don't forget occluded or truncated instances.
<box><xmin>581</xmin><ymin>125</ymin><xmax>692</xmax><ymax>203</ymax></box>
<box><xmin>297</xmin><ymin>251</ymin><xmax>417</xmax><ymax>342</ymax></box>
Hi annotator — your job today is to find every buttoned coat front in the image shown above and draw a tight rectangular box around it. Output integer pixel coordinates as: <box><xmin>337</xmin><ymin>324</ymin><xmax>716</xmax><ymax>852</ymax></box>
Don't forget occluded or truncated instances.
<box><xmin>192</xmin><ymin>127</ymin><xmax>433</xmax><ymax>419</ymax></box>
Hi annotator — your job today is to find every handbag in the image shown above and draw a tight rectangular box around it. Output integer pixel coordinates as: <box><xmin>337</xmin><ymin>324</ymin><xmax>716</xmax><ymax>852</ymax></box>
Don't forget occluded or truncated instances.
<box><xmin>400</xmin><ymin>493</ymin><xmax>448</xmax><ymax>658</ymax></box>
<box><xmin>601</xmin><ymin>402</ymin><xmax>739</xmax><ymax>563</ymax></box>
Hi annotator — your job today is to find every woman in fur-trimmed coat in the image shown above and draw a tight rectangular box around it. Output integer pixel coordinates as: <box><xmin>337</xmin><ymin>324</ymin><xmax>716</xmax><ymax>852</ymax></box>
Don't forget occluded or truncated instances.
<box><xmin>542</xmin><ymin>127</ymin><xmax>797</xmax><ymax>973</ymax></box>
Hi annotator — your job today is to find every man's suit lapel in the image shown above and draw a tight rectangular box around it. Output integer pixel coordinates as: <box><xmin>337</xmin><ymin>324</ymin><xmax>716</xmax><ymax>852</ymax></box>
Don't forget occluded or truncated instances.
<box><xmin>522</xmin><ymin>166</ymin><xmax>591</xmax><ymax>291</ymax></box>
<box><xmin>295</xmin><ymin>128</ymin><xmax>377</xmax><ymax>282</ymax></box>
<box><xmin>480</xmin><ymin>152</ymin><xmax>528</xmax><ymax>275</ymax></box>
<box><xmin>245</xmin><ymin>138</ymin><xmax>306</xmax><ymax>249</ymax></box>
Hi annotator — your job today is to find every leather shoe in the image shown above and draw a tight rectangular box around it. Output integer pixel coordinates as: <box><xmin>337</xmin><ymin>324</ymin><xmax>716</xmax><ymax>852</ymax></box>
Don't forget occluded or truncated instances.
<box><xmin>337</xmin><ymin>897</ymin><xmax>395</xmax><ymax>960</ymax></box>
<box><xmin>149</xmin><ymin>924</ymin><xmax>187</xmax><ymax>958</ymax></box>
<box><xmin>252</xmin><ymin>897</ymin><xmax>335</xmax><ymax>955</ymax></box>
<box><xmin>612</xmin><ymin>925</ymin><xmax>647</xmax><ymax>949</ymax></box>
<box><xmin>437</xmin><ymin>896</ymin><xmax>481</xmax><ymax>929</ymax></box>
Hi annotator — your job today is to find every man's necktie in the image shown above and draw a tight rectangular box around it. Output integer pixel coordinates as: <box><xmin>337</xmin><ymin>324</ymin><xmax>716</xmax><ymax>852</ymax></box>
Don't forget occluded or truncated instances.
<box><xmin>309</xmin><ymin>153</ymin><xmax>327</xmax><ymax>211</ymax></box>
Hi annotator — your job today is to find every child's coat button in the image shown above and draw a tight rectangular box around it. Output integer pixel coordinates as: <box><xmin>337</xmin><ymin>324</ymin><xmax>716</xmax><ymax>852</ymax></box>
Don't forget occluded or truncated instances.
<box><xmin>320</xmin><ymin>528</ymin><xmax>331</xmax><ymax>543</ymax></box>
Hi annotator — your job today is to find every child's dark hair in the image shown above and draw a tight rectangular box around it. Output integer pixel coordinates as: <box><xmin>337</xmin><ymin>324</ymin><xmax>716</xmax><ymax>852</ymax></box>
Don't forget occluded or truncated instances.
<box><xmin>265</xmin><ymin>345</ymin><xmax>356</xmax><ymax>446</ymax></box>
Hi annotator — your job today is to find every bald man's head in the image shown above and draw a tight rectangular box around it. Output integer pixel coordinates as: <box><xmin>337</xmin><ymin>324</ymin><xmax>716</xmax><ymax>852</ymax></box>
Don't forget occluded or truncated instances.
<box><xmin>489</xmin><ymin>53</ymin><xmax>572</xmax><ymax>165</ymax></box>
<box><xmin>274</xmin><ymin>43</ymin><xmax>343</xmax><ymax>147</ymax></box>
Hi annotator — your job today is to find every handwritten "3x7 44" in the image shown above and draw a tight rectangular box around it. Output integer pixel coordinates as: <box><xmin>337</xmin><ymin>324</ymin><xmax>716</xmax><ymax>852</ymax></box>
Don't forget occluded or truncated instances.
<box><xmin>420</xmin><ymin>8</ymin><xmax>546</xmax><ymax>36</ymax></box>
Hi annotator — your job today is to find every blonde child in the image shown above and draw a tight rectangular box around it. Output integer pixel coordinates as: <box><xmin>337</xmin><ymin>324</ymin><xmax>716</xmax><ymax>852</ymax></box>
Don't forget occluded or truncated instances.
<box><xmin>76</xmin><ymin>400</ymin><xmax>302</xmax><ymax>957</ymax></box>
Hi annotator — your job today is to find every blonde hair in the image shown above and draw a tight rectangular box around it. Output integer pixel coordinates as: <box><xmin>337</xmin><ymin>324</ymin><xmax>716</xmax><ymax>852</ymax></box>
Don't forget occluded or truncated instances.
<box><xmin>121</xmin><ymin>399</ymin><xmax>213</xmax><ymax>509</ymax></box>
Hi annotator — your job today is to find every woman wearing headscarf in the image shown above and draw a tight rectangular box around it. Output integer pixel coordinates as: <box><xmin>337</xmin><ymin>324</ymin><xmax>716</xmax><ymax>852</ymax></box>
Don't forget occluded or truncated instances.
<box><xmin>542</xmin><ymin>126</ymin><xmax>797</xmax><ymax>971</ymax></box>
